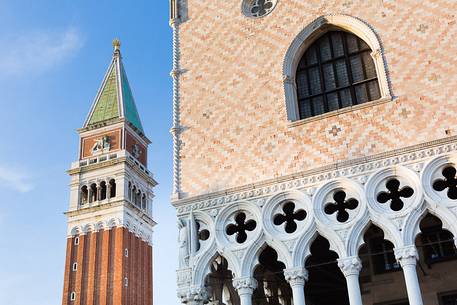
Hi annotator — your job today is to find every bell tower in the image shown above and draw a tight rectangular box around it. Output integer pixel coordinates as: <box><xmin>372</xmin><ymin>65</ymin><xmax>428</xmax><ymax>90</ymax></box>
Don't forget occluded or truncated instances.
<box><xmin>61</xmin><ymin>40</ymin><xmax>157</xmax><ymax>305</ymax></box>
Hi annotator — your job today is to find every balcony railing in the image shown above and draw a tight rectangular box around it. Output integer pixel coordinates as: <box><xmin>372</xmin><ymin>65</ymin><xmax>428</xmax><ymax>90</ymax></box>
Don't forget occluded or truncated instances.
<box><xmin>71</xmin><ymin>150</ymin><xmax>153</xmax><ymax>178</ymax></box>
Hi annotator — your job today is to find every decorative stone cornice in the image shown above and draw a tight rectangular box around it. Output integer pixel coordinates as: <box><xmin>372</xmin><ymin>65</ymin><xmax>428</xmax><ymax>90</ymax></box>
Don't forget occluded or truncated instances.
<box><xmin>173</xmin><ymin>136</ymin><xmax>457</xmax><ymax>214</ymax></box>
<box><xmin>284</xmin><ymin>267</ymin><xmax>308</xmax><ymax>286</ymax></box>
<box><xmin>394</xmin><ymin>245</ymin><xmax>418</xmax><ymax>267</ymax></box>
<box><xmin>66</xmin><ymin>206</ymin><xmax>155</xmax><ymax>244</ymax></box>
<box><xmin>232</xmin><ymin>277</ymin><xmax>257</xmax><ymax>295</ymax></box>
<box><xmin>338</xmin><ymin>256</ymin><xmax>362</xmax><ymax>277</ymax></box>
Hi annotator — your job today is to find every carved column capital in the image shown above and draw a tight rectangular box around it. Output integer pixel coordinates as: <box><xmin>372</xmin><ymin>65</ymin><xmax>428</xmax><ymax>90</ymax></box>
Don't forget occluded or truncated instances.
<box><xmin>337</xmin><ymin>256</ymin><xmax>362</xmax><ymax>277</ymax></box>
<box><xmin>394</xmin><ymin>245</ymin><xmax>418</xmax><ymax>267</ymax></box>
<box><xmin>177</xmin><ymin>286</ymin><xmax>208</xmax><ymax>305</ymax></box>
<box><xmin>284</xmin><ymin>267</ymin><xmax>308</xmax><ymax>287</ymax></box>
<box><xmin>232</xmin><ymin>277</ymin><xmax>257</xmax><ymax>296</ymax></box>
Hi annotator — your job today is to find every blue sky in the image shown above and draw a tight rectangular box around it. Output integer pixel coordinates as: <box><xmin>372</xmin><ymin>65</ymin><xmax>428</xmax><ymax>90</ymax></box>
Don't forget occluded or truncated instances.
<box><xmin>0</xmin><ymin>1</ymin><xmax>178</xmax><ymax>304</ymax></box>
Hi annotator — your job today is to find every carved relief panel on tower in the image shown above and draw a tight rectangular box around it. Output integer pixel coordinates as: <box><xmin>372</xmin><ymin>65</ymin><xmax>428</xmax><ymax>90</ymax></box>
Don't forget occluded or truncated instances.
<box><xmin>126</xmin><ymin>131</ymin><xmax>147</xmax><ymax>165</ymax></box>
<box><xmin>81</xmin><ymin>129</ymin><xmax>122</xmax><ymax>159</ymax></box>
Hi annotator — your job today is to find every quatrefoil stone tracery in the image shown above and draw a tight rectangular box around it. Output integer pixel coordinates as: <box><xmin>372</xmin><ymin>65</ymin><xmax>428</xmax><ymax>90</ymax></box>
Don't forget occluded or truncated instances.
<box><xmin>433</xmin><ymin>166</ymin><xmax>457</xmax><ymax>200</ymax></box>
<box><xmin>273</xmin><ymin>201</ymin><xmax>307</xmax><ymax>233</ymax></box>
<box><xmin>196</xmin><ymin>222</ymin><xmax>210</xmax><ymax>241</ymax></box>
<box><xmin>324</xmin><ymin>191</ymin><xmax>359</xmax><ymax>223</ymax></box>
<box><xmin>226</xmin><ymin>212</ymin><xmax>257</xmax><ymax>243</ymax></box>
<box><xmin>251</xmin><ymin>0</ymin><xmax>273</xmax><ymax>17</ymax></box>
<box><xmin>243</xmin><ymin>0</ymin><xmax>277</xmax><ymax>18</ymax></box>
<box><xmin>376</xmin><ymin>178</ymin><xmax>414</xmax><ymax>211</ymax></box>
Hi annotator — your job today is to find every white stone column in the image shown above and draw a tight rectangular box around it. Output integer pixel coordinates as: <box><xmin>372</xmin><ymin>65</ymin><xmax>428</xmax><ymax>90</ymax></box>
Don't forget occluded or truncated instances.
<box><xmin>107</xmin><ymin>183</ymin><xmax>111</xmax><ymax>199</ymax></box>
<box><xmin>233</xmin><ymin>277</ymin><xmax>257</xmax><ymax>305</ymax></box>
<box><xmin>88</xmin><ymin>187</ymin><xmax>93</xmax><ymax>203</ymax></box>
<box><xmin>284</xmin><ymin>267</ymin><xmax>308</xmax><ymax>305</ymax></box>
<box><xmin>394</xmin><ymin>246</ymin><xmax>423</xmax><ymax>305</ymax></box>
<box><xmin>338</xmin><ymin>256</ymin><xmax>363</xmax><ymax>305</ymax></box>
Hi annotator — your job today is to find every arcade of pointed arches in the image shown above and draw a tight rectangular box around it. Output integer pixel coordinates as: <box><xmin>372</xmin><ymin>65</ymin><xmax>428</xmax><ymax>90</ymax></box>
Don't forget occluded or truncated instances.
<box><xmin>177</xmin><ymin>153</ymin><xmax>457</xmax><ymax>305</ymax></box>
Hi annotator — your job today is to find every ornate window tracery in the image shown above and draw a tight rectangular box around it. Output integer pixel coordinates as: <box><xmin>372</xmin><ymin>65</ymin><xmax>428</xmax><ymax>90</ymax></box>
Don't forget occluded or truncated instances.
<box><xmin>376</xmin><ymin>178</ymin><xmax>414</xmax><ymax>211</ymax></box>
<box><xmin>324</xmin><ymin>190</ymin><xmax>359</xmax><ymax>223</ymax></box>
<box><xmin>242</xmin><ymin>0</ymin><xmax>277</xmax><ymax>18</ymax></box>
<box><xmin>273</xmin><ymin>201</ymin><xmax>307</xmax><ymax>233</ymax></box>
<box><xmin>226</xmin><ymin>212</ymin><xmax>257</xmax><ymax>243</ymax></box>
<box><xmin>295</xmin><ymin>30</ymin><xmax>381</xmax><ymax>119</ymax></box>
<box><xmin>433</xmin><ymin>166</ymin><xmax>457</xmax><ymax>200</ymax></box>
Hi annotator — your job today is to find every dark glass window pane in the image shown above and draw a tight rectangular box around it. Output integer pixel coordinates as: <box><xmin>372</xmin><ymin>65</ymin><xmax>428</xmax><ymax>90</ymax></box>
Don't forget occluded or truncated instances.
<box><xmin>296</xmin><ymin>72</ymin><xmax>309</xmax><ymax>99</ymax></box>
<box><xmin>312</xmin><ymin>96</ymin><xmax>325</xmax><ymax>115</ymax></box>
<box><xmin>335</xmin><ymin>59</ymin><xmax>349</xmax><ymax>87</ymax></box>
<box><xmin>327</xmin><ymin>93</ymin><xmax>339</xmax><ymax>111</ymax></box>
<box><xmin>331</xmin><ymin>32</ymin><xmax>344</xmax><ymax>57</ymax></box>
<box><xmin>362</xmin><ymin>52</ymin><xmax>377</xmax><ymax>78</ymax></box>
<box><xmin>346</xmin><ymin>33</ymin><xmax>359</xmax><ymax>54</ymax></box>
<box><xmin>340</xmin><ymin>89</ymin><xmax>352</xmax><ymax>107</ymax></box>
<box><xmin>299</xmin><ymin>99</ymin><xmax>312</xmax><ymax>118</ymax></box>
<box><xmin>350</xmin><ymin>55</ymin><xmax>365</xmax><ymax>83</ymax></box>
<box><xmin>367</xmin><ymin>80</ymin><xmax>381</xmax><ymax>100</ymax></box>
<box><xmin>323</xmin><ymin>63</ymin><xmax>336</xmax><ymax>90</ymax></box>
<box><xmin>308</xmin><ymin>67</ymin><xmax>321</xmax><ymax>95</ymax></box>
<box><xmin>359</xmin><ymin>39</ymin><xmax>370</xmax><ymax>51</ymax></box>
<box><xmin>295</xmin><ymin>30</ymin><xmax>380</xmax><ymax>120</ymax></box>
<box><xmin>305</xmin><ymin>45</ymin><xmax>318</xmax><ymax>66</ymax></box>
<box><xmin>355</xmin><ymin>84</ymin><xmax>368</xmax><ymax>104</ymax></box>
<box><xmin>319</xmin><ymin>36</ymin><xmax>332</xmax><ymax>62</ymax></box>
<box><xmin>441</xmin><ymin>294</ymin><xmax>457</xmax><ymax>305</ymax></box>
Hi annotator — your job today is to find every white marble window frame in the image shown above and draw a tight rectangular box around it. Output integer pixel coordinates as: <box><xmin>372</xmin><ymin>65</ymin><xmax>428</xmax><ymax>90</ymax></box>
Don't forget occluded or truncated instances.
<box><xmin>283</xmin><ymin>14</ymin><xmax>393</xmax><ymax>122</ymax></box>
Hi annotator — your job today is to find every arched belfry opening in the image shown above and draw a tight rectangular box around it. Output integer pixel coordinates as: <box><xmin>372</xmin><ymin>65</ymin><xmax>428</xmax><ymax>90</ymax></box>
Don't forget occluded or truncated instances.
<box><xmin>305</xmin><ymin>235</ymin><xmax>349</xmax><ymax>305</ymax></box>
<box><xmin>253</xmin><ymin>246</ymin><xmax>292</xmax><ymax>305</ymax></box>
<box><xmin>205</xmin><ymin>256</ymin><xmax>239</xmax><ymax>305</ymax></box>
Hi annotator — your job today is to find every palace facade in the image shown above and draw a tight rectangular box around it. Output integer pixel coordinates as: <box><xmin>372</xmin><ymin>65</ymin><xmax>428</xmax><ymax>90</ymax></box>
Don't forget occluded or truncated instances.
<box><xmin>170</xmin><ymin>1</ymin><xmax>457</xmax><ymax>305</ymax></box>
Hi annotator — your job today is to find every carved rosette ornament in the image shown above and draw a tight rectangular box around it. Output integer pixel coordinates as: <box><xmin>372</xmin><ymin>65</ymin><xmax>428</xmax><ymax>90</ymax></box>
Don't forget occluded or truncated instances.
<box><xmin>232</xmin><ymin>277</ymin><xmax>258</xmax><ymax>295</ymax></box>
<box><xmin>394</xmin><ymin>245</ymin><xmax>419</xmax><ymax>267</ymax></box>
<box><xmin>337</xmin><ymin>256</ymin><xmax>362</xmax><ymax>277</ymax></box>
<box><xmin>284</xmin><ymin>267</ymin><xmax>308</xmax><ymax>287</ymax></box>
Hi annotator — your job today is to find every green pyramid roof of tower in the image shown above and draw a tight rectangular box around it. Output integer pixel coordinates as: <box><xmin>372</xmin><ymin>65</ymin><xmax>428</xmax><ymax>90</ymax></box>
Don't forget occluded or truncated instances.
<box><xmin>120</xmin><ymin>64</ymin><xmax>144</xmax><ymax>132</ymax></box>
<box><xmin>87</xmin><ymin>65</ymin><xmax>119</xmax><ymax>125</ymax></box>
<box><xmin>84</xmin><ymin>41</ymin><xmax>144</xmax><ymax>133</ymax></box>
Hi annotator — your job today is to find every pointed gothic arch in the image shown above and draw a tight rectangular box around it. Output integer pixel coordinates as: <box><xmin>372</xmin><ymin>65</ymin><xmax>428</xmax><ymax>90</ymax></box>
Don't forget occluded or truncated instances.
<box><xmin>241</xmin><ymin>237</ymin><xmax>292</xmax><ymax>279</ymax></box>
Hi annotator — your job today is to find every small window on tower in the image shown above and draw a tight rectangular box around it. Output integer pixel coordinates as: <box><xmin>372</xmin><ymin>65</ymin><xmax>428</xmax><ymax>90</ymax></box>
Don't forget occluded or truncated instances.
<box><xmin>74</xmin><ymin>237</ymin><xmax>79</xmax><ymax>246</ymax></box>
<box><xmin>124</xmin><ymin>277</ymin><xmax>129</xmax><ymax>287</ymax></box>
<box><xmin>124</xmin><ymin>248</ymin><xmax>129</xmax><ymax>257</ymax></box>
<box><xmin>70</xmin><ymin>292</ymin><xmax>76</xmax><ymax>301</ymax></box>
<box><xmin>72</xmin><ymin>263</ymin><xmax>78</xmax><ymax>271</ymax></box>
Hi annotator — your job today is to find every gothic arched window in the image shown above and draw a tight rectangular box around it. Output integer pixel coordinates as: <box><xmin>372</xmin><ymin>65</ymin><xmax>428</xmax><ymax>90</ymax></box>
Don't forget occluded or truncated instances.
<box><xmin>296</xmin><ymin>30</ymin><xmax>381</xmax><ymax>119</ymax></box>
